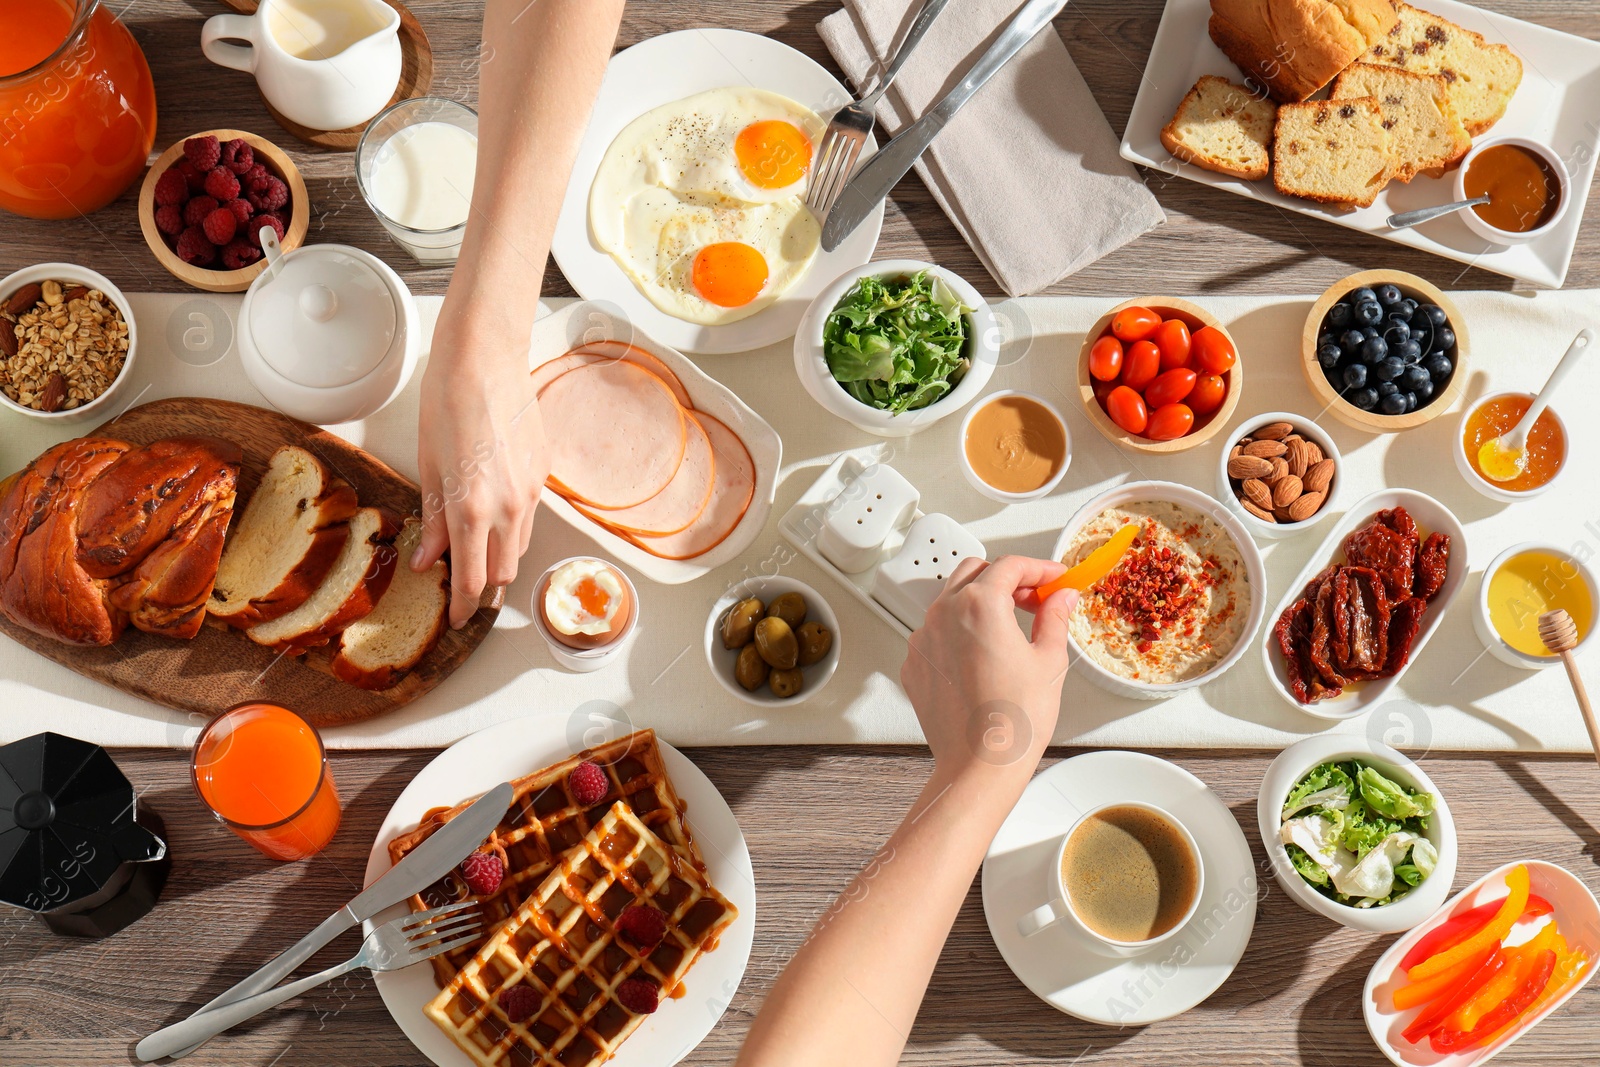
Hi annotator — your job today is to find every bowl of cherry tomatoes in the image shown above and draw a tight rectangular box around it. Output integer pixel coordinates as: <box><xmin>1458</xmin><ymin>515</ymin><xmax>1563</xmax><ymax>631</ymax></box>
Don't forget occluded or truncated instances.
<box><xmin>1078</xmin><ymin>297</ymin><xmax>1244</xmax><ymax>455</ymax></box>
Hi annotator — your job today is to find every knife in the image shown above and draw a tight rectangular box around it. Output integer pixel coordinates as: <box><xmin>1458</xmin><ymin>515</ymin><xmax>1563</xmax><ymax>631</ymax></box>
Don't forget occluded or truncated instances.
<box><xmin>820</xmin><ymin>0</ymin><xmax>1071</xmax><ymax>251</ymax></box>
<box><xmin>159</xmin><ymin>781</ymin><xmax>514</xmax><ymax>1060</ymax></box>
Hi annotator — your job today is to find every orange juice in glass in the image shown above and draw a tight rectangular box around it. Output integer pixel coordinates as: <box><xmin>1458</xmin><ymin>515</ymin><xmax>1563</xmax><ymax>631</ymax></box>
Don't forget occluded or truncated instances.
<box><xmin>0</xmin><ymin>0</ymin><xmax>158</xmax><ymax>219</ymax></box>
<box><xmin>192</xmin><ymin>704</ymin><xmax>342</xmax><ymax>861</ymax></box>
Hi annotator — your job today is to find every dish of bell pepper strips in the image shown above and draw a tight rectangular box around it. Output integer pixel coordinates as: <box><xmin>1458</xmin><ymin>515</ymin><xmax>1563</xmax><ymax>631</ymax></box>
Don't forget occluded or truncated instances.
<box><xmin>1388</xmin><ymin>864</ymin><xmax>1590</xmax><ymax>1054</ymax></box>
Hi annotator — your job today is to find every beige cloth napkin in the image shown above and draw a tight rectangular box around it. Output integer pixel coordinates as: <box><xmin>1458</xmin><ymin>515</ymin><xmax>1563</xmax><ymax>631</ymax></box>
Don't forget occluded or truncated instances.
<box><xmin>818</xmin><ymin>0</ymin><xmax>1165</xmax><ymax>295</ymax></box>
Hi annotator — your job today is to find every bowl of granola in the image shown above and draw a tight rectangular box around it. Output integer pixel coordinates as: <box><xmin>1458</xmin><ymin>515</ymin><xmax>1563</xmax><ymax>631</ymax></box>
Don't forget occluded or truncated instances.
<box><xmin>0</xmin><ymin>264</ymin><xmax>136</xmax><ymax>422</ymax></box>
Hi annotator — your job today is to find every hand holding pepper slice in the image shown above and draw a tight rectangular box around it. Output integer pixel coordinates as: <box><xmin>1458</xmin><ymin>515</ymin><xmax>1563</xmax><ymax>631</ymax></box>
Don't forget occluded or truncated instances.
<box><xmin>1409</xmin><ymin>865</ymin><xmax>1530</xmax><ymax>981</ymax></box>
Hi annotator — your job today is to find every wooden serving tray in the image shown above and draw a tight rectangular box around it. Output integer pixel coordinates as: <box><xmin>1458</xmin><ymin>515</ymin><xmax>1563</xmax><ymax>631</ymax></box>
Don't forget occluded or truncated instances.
<box><xmin>0</xmin><ymin>398</ymin><xmax>502</xmax><ymax>729</ymax></box>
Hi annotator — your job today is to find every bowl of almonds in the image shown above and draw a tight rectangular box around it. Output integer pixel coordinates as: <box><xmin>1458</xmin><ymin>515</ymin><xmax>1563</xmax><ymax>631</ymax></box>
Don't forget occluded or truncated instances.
<box><xmin>0</xmin><ymin>264</ymin><xmax>136</xmax><ymax>423</ymax></box>
<box><xmin>1216</xmin><ymin>412</ymin><xmax>1342</xmax><ymax>540</ymax></box>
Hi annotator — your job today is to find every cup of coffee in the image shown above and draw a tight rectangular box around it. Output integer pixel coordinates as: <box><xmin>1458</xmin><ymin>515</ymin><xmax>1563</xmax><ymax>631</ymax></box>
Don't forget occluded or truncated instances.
<box><xmin>1017</xmin><ymin>801</ymin><xmax>1204</xmax><ymax>957</ymax></box>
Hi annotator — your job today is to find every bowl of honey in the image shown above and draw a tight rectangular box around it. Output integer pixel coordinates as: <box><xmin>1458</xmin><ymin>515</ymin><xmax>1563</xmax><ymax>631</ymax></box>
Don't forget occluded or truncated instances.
<box><xmin>1474</xmin><ymin>543</ymin><xmax>1596</xmax><ymax>670</ymax></box>
<box><xmin>1453</xmin><ymin>137</ymin><xmax>1570</xmax><ymax>247</ymax></box>
<box><xmin>1454</xmin><ymin>391</ymin><xmax>1568</xmax><ymax>503</ymax></box>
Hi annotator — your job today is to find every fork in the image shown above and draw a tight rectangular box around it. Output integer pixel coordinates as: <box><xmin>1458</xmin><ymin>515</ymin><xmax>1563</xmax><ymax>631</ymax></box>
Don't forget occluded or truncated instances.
<box><xmin>807</xmin><ymin>0</ymin><xmax>952</xmax><ymax>216</ymax></box>
<box><xmin>135</xmin><ymin>902</ymin><xmax>482</xmax><ymax>1062</ymax></box>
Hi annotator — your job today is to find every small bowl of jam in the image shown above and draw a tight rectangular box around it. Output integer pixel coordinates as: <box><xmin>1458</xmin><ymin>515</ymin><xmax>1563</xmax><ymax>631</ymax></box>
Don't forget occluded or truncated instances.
<box><xmin>1453</xmin><ymin>137</ymin><xmax>1570</xmax><ymax>246</ymax></box>
<box><xmin>1452</xmin><ymin>391</ymin><xmax>1569</xmax><ymax>503</ymax></box>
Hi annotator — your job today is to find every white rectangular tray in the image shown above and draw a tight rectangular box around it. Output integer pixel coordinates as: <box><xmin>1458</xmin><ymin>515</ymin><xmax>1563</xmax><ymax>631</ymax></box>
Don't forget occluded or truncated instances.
<box><xmin>778</xmin><ymin>451</ymin><xmax>923</xmax><ymax>640</ymax></box>
<box><xmin>1120</xmin><ymin>0</ymin><xmax>1600</xmax><ymax>289</ymax></box>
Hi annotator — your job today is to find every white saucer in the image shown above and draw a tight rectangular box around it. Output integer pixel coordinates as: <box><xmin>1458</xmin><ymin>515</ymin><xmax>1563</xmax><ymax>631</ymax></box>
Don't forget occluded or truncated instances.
<box><xmin>362</xmin><ymin>713</ymin><xmax>756</xmax><ymax>1067</ymax></box>
<box><xmin>549</xmin><ymin>28</ymin><xmax>883</xmax><ymax>355</ymax></box>
<box><xmin>981</xmin><ymin>750</ymin><xmax>1257</xmax><ymax>1026</ymax></box>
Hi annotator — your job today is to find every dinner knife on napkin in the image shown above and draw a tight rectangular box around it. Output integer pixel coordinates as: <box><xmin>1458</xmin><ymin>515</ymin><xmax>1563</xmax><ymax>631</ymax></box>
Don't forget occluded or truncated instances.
<box><xmin>157</xmin><ymin>781</ymin><xmax>515</xmax><ymax>1060</ymax></box>
<box><xmin>820</xmin><ymin>0</ymin><xmax>1071</xmax><ymax>251</ymax></box>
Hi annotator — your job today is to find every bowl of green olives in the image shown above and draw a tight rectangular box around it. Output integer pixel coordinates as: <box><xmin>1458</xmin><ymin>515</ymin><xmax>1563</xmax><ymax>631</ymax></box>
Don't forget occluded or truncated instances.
<box><xmin>705</xmin><ymin>576</ymin><xmax>840</xmax><ymax>706</ymax></box>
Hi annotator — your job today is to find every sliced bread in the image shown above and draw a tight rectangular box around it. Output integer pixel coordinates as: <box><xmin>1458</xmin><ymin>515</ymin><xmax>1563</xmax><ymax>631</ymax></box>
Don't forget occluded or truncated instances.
<box><xmin>1208</xmin><ymin>0</ymin><xmax>1399</xmax><ymax>102</ymax></box>
<box><xmin>1161</xmin><ymin>76</ymin><xmax>1278</xmax><ymax>180</ymax></box>
<box><xmin>207</xmin><ymin>446</ymin><xmax>358</xmax><ymax>627</ymax></box>
<box><xmin>1272</xmin><ymin>97</ymin><xmax>1395</xmax><ymax>208</ymax></box>
<box><xmin>246</xmin><ymin>507</ymin><xmax>399</xmax><ymax>651</ymax></box>
<box><xmin>1331</xmin><ymin>64</ymin><xmax>1470</xmax><ymax>181</ymax></box>
<box><xmin>1363</xmin><ymin>1</ymin><xmax>1522</xmax><ymax>135</ymax></box>
<box><xmin>331</xmin><ymin>519</ymin><xmax>448</xmax><ymax>690</ymax></box>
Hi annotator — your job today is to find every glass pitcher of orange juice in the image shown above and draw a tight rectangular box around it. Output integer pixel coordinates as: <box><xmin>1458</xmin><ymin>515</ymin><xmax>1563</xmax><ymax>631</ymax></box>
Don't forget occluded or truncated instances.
<box><xmin>0</xmin><ymin>0</ymin><xmax>157</xmax><ymax>219</ymax></box>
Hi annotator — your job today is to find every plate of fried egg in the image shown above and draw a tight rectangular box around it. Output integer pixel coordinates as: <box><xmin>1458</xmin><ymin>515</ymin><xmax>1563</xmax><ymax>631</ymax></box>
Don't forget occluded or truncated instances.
<box><xmin>552</xmin><ymin>28</ymin><xmax>883</xmax><ymax>354</ymax></box>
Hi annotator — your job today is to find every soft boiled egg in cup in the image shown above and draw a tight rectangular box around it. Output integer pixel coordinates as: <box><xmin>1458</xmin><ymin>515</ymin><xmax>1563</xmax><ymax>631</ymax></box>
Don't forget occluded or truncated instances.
<box><xmin>587</xmin><ymin>87</ymin><xmax>824</xmax><ymax>326</ymax></box>
<box><xmin>533</xmin><ymin>557</ymin><xmax>639</xmax><ymax>672</ymax></box>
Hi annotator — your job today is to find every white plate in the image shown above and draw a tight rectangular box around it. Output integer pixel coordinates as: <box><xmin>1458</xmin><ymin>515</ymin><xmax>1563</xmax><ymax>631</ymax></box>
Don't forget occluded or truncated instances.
<box><xmin>981</xmin><ymin>750</ymin><xmax>1258</xmax><ymax>1026</ymax></box>
<box><xmin>529</xmin><ymin>301</ymin><xmax>782</xmax><ymax>585</ymax></box>
<box><xmin>362</xmin><ymin>713</ymin><xmax>756</xmax><ymax>1067</ymax></box>
<box><xmin>1120</xmin><ymin>0</ymin><xmax>1600</xmax><ymax>289</ymax></box>
<box><xmin>1363</xmin><ymin>860</ymin><xmax>1600</xmax><ymax>1066</ymax></box>
<box><xmin>1262</xmin><ymin>489</ymin><xmax>1468</xmax><ymax>720</ymax></box>
<box><xmin>550</xmin><ymin>28</ymin><xmax>883</xmax><ymax>354</ymax></box>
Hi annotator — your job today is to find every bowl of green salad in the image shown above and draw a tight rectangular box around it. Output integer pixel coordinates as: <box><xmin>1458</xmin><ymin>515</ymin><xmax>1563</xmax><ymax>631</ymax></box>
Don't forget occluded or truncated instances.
<box><xmin>793</xmin><ymin>260</ymin><xmax>997</xmax><ymax>438</ymax></box>
<box><xmin>1258</xmin><ymin>734</ymin><xmax>1456</xmax><ymax>934</ymax></box>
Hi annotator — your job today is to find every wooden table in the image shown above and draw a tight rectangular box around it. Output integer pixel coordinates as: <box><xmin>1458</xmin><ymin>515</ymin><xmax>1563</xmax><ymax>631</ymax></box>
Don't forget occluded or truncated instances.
<box><xmin>4</xmin><ymin>748</ymin><xmax>1599</xmax><ymax>1066</ymax></box>
<box><xmin>4</xmin><ymin>2</ymin><xmax>1600</xmax><ymax>1065</ymax></box>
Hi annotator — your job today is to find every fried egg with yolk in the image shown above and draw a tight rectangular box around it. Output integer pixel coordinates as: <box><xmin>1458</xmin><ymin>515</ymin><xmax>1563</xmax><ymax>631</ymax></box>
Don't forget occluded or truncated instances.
<box><xmin>589</xmin><ymin>87</ymin><xmax>824</xmax><ymax>326</ymax></box>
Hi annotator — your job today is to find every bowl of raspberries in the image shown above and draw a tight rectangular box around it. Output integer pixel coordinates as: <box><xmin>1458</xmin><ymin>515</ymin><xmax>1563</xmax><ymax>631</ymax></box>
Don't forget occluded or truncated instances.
<box><xmin>1299</xmin><ymin>269</ymin><xmax>1470</xmax><ymax>434</ymax></box>
<box><xmin>138</xmin><ymin>129</ymin><xmax>308</xmax><ymax>292</ymax></box>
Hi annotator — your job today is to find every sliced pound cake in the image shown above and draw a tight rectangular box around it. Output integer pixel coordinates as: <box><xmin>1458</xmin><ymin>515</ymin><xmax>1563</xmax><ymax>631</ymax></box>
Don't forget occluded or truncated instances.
<box><xmin>1272</xmin><ymin>97</ymin><xmax>1394</xmax><ymax>208</ymax></box>
<box><xmin>246</xmin><ymin>507</ymin><xmax>398</xmax><ymax>652</ymax></box>
<box><xmin>331</xmin><ymin>519</ymin><xmax>448</xmax><ymax>690</ymax></box>
<box><xmin>1161</xmin><ymin>76</ymin><xmax>1278</xmax><ymax>180</ymax></box>
<box><xmin>1332</xmin><ymin>64</ymin><xmax>1471</xmax><ymax>181</ymax></box>
<box><xmin>207</xmin><ymin>445</ymin><xmax>358</xmax><ymax>627</ymax></box>
<box><xmin>1364</xmin><ymin>2</ymin><xmax>1522</xmax><ymax>135</ymax></box>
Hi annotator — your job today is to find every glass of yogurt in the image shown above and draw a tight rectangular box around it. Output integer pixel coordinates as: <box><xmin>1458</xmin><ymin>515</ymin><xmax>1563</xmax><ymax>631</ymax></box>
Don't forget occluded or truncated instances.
<box><xmin>356</xmin><ymin>97</ymin><xmax>477</xmax><ymax>264</ymax></box>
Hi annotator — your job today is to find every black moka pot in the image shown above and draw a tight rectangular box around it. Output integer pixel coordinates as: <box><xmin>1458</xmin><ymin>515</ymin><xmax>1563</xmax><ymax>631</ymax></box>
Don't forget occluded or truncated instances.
<box><xmin>0</xmin><ymin>732</ymin><xmax>171</xmax><ymax>937</ymax></box>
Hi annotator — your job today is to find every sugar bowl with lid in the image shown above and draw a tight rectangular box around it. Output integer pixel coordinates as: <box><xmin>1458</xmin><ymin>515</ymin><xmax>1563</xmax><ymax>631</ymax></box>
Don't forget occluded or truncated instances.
<box><xmin>237</xmin><ymin>231</ymin><xmax>420</xmax><ymax>426</ymax></box>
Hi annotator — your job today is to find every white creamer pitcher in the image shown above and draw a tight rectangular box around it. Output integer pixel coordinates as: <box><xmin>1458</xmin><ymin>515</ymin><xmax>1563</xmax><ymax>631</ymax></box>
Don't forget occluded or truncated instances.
<box><xmin>201</xmin><ymin>0</ymin><xmax>402</xmax><ymax>132</ymax></box>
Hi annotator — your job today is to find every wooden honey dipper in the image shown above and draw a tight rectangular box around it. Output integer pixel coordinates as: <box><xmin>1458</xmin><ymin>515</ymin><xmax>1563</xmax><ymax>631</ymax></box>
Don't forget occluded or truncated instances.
<box><xmin>1539</xmin><ymin>608</ymin><xmax>1600</xmax><ymax>772</ymax></box>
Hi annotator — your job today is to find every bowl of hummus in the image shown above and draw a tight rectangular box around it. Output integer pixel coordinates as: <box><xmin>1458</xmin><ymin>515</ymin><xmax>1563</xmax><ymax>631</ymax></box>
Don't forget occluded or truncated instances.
<box><xmin>1051</xmin><ymin>482</ymin><xmax>1266</xmax><ymax>699</ymax></box>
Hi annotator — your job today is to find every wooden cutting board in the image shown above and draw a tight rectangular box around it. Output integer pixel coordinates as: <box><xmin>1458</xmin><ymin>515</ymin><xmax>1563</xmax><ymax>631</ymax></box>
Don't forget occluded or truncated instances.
<box><xmin>0</xmin><ymin>398</ymin><xmax>503</xmax><ymax>729</ymax></box>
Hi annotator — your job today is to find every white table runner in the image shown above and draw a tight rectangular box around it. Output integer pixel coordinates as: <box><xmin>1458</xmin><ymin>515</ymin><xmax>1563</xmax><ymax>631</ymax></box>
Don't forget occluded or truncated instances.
<box><xmin>3</xmin><ymin>289</ymin><xmax>1597</xmax><ymax>753</ymax></box>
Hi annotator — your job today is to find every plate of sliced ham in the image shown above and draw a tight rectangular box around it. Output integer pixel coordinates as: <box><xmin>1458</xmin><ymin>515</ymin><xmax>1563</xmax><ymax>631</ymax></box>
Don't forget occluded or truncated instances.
<box><xmin>1264</xmin><ymin>489</ymin><xmax>1468</xmax><ymax>720</ymax></box>
<box><xmin>528</xmin><ymin>302</ymin><xmax>781</xmax><ymax>584</ymax></box>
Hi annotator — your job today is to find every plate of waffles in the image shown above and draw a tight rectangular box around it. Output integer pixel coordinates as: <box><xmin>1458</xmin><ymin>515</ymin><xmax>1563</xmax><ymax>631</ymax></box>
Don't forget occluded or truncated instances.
<box><xmin>362</xmin><ymin>715</ymin><xmax>754</xmax><ymax>1067</ymax></box>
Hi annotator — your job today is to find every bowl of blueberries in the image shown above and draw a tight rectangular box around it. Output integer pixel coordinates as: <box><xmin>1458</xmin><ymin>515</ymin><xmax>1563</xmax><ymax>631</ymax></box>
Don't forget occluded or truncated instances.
<box><xmin>1299</xmin><ymin>270</ymin><xmax>1468</xmax><ymax>432</ymax></box>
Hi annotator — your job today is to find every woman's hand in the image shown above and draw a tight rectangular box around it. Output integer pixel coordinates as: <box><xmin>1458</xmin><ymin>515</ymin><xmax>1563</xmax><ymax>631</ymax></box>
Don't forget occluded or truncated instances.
<box><xmin>901</xmin><ymin>555</ymin><xmax>1078</xmax><ymax>785</ymax></box>
<box><xmin>412</xmin><ymin>304</ymin><xmax>548</xmax><ymax>629</ymax></box>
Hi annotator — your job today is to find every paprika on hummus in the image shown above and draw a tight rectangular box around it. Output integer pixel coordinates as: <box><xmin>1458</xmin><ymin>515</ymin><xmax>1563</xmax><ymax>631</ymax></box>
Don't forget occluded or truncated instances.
<box><xmin>1061</xmin><ymin>501</ymin><xmax>1249</xmax><ymax>684</ymax></box>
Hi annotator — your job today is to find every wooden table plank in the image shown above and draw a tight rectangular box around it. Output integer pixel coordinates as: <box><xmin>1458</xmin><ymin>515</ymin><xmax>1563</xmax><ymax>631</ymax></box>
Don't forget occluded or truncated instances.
<box><xmin>0</xmin><ymin>1</ymin><xmax>1594</xmax><ymax>299</ymax></box>
<box><xmin>2</xmin><ymin>746</ymin><xmax>1597</xmax><ymax>1066</ymax></box>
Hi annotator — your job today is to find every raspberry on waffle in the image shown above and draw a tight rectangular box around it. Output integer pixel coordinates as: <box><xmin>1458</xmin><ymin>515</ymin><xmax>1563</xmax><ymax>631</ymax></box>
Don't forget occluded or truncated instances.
<box><xmin>387</xmin><ymin>729</ymin><xmax>703</xmax><ymax>987</ymax></box>
<box><xmin>424</xmin><ymin>801</ymin><xmax>738</xmax><ymax>1067</ymax></box>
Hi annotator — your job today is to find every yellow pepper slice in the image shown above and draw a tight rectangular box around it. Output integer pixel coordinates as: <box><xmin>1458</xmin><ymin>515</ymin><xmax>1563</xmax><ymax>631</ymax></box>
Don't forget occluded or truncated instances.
<box><xmin>1037</xmin><ymin>522</ymin><xmax>1140</xmax><ymax>601</ymax></box>
<box><xmin>1476</xmin><ymin>939</ymin><xmax>1589</xmax><ymax>1049</ymax></box>
<box><xmin>1410</xmin><ymin>865</ymin><xmax>1531</xmax><ymax>982</ymax></box>
<box><xmin>1450</xmin><ymin>923</ymin><xmax>1560</xmax><ymax>1033</ymax></box>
